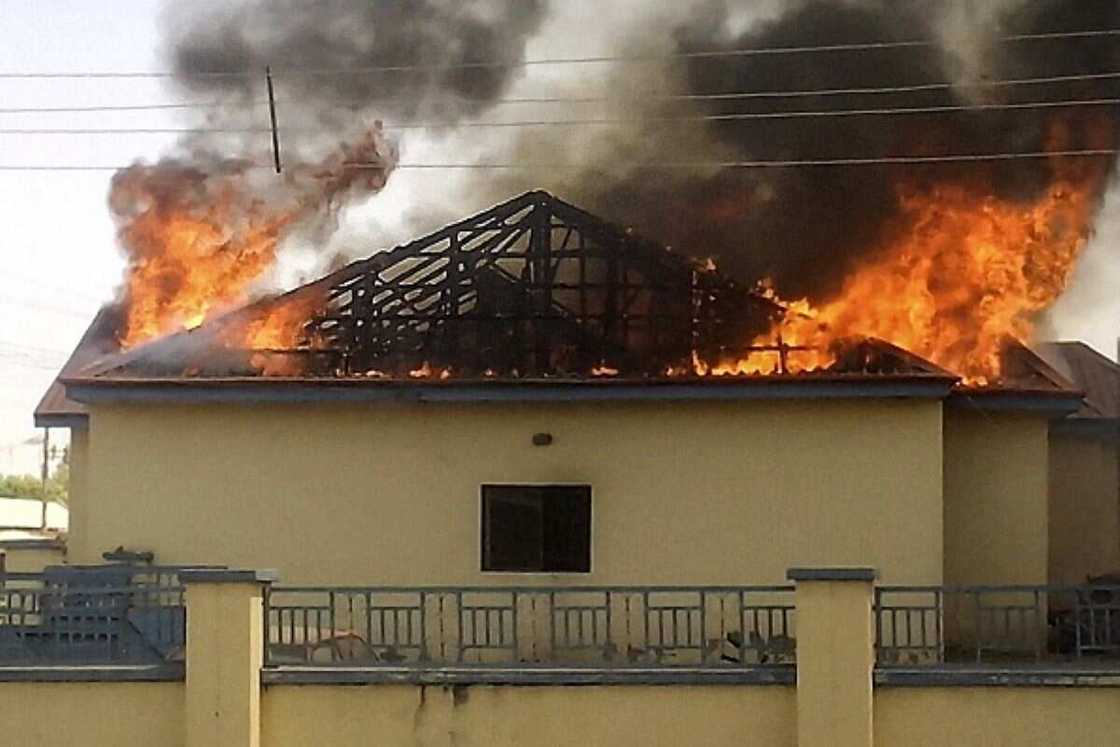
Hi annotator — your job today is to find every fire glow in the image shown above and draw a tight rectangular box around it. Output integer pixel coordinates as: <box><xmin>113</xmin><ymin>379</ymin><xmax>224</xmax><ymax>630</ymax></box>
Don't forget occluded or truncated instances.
<box><xmin>110</xmin><ymin>128</ymin><xmax>394</xmax><ymax>351</ymax></box>
<box><xmin>715</xmin><ymin>168</ymin><xmax>1102</xmax><ymax>383</ymax></box>
<box><xmin>106</xmin><ymin>122</ymin><xmax>1113</xmax><ymax>385</ymax></box>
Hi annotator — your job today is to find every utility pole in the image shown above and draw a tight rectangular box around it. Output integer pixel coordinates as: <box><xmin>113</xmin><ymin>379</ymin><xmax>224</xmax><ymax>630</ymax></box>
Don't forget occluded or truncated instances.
<box><xmin>39</xmin><ymin>427</ymin><xmax>49</xmax><ymax>530</ymax></box>
<box><xmin>266</xmin><ymin>66</ymin><xmax>282</xmax><ymax>174</ymax></box>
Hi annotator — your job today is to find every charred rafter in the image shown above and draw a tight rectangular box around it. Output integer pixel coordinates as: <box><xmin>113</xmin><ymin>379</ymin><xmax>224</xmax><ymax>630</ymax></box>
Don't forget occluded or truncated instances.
<box><xmin>295</xmin><ymin>191</ymin><xmax>780</xmax><ymax>377</ymax></box>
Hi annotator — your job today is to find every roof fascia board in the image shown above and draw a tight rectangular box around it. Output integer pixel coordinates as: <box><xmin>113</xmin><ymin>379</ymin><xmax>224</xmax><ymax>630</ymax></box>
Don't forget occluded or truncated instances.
<box><xmin>33</xmin><ymin>414</ymin><xmax>90</xmax><ymax>429</ymax></box>
<box><xmin>947</xmin><ymin>390</ymin><xmax>1085</xmax><ymax>417</ymax></box>
<box><xmin>65</xmin><ymin>378</ymin><xmax>957</xmax><ymax>406</ymax></box>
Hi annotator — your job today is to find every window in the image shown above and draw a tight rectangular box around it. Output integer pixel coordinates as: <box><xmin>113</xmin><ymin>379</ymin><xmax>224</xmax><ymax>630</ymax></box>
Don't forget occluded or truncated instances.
<box><xmin>481</xmin><ymin>485</ymin><xmax>591</xmax><ymax>573</ymax></box>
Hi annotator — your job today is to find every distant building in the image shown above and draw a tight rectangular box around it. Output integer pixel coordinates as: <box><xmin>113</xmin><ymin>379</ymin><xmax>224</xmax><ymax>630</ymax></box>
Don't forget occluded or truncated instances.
<box><xmin>1038</xmin><ymin>341</ymin><xmax>1120</xmax><ymax>584</ymax></box>
<box><xmin>0</xmin><ymin>495</ymin><xmax>67</xmax><ymax>572</ymax></box>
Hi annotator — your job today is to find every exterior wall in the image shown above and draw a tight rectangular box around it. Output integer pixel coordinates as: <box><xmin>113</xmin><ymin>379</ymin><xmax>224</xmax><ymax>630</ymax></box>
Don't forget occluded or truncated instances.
<box><xmin>81</xmin><ymin>399</ymin><xmax>944</xmax><ymax>585</ymax></box>
<box><xmin>261</xmin><ymin>684</ymin><xmax>796</xmax><ymax>747</ymax></box>
<box><xmin>65</xmin><ymin>426</ymin><xmax>91</xmax><ymax>564</ymax></box>
<box><xmin>1049</xmin><ymin>431</ymin><xmax>1120</xmax><ymax>584</ymax></box>
<box><xmin>942</xmin><ymin>409</ymin><xmax>1050</xmax><ymax>586</ymax></box>
<box><xmin>0</xmin><ymin>541</ymin><xmax>64</xmax><ymax>573</ymax></box>
<box><xmin>0</xmin><ymin>682</ymin><xmax>184</xmax><ymax>746</ymax></box>
<box><xmin>874</xmin><ymin>687</ymin><xmax>1120</xmax><ymax>746</ymax></box>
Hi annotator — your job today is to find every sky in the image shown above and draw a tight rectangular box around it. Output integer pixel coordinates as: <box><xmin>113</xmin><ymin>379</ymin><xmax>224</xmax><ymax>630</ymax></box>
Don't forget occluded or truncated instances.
<box><xmin>0</xmin><ymin>1</ymin><xmax>1118</xmax><ymax>473</ymax></box>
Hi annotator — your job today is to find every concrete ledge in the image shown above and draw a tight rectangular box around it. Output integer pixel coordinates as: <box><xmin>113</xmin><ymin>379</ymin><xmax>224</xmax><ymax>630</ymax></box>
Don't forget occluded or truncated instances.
<box><xmin>0</xmin><ymin>663</ymin><xmax>184</xmax><ymax>682</ymax></box>
<box><xmin>262</xmin><ymin>665</ymin><xmax>796</xmax><ymax>687</ymax></box>
<box><xmin>179</xmin><ymin>568</ymin><xmax>279</xmax><ymax>584</ymax></box>
<box><xmin>875</xmin><ymin>667</ymin><xmax>1120</xmax><ymax>688</ymax></box>
<box><xmin>0</xmin><ymin>537</ymin><xmax>66</xmax><ymax>551</ymax></box>
<box><xmin>787</xmin><ymin>567</ymin><xmax>877</xmax><ymax>582</ymax></box>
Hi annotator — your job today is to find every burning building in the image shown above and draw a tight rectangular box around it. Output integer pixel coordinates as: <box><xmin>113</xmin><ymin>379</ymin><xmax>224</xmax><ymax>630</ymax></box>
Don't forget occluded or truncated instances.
<box><xmin>23</xmin><ymin>0</ymin><xmax>1120</xmax><ymax>591</ymax></box>
<box><xmin>32</xmin><ymin>186</ymin><xmax>1101</xmax><ymax>593</ymax></box>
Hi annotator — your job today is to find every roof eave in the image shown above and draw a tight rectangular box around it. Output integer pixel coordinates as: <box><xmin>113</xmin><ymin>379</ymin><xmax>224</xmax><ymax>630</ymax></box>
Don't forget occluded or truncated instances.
<box><xmin>63</xmin><ymin>374</ymin><xmax>960</xmax><ymax>406</ymax></box>
<box><xmin>1050</xmin><ymin>417</ymin><xmax>1120</xmax><ymax>440</ymax></box>
<box><xmin>33</xmin><ymin>413</ymin><xmax>90</xmax><ymax>429</ymax></box>
<box><xmin>947</xmin><ymin>387</ymin><xmax>1086</xmax><ymax>417</ymax></box>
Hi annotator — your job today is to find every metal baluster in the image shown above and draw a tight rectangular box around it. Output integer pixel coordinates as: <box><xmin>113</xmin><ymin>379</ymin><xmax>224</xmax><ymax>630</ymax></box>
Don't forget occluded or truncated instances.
<box><xmin>529</xmin><ymin>593</ymin><xmax>537</xmax><ymax>663</ymax></box>
<box><xmin>263</xmin><ymin>589</ymin><xmax>271</xmax><ymax>665</ymax></box>
<box><xmin>873</xmin><ymin>590</ymin><xmax>883</xmax><ymax>662</ymax></box>
<box><xmin>418</xmin><ymin>592</ymin><xmax>427</xmax><ymax>662</ymax></box>
<box><xmin>366</xmin><ymin>592</ymin><xmax>374</xmax><ymax>661</ymax></box>
<box><xmin>920</xmin><ymin>600</ymin><xmax>928</xmax><ymax>661</ymax></box>
<box><xmin>456</xmin><ymin>592</ymin><xmax>464</xmax><ymax>663</ymax></box>
<box><xmin>1033</xmin><ymin>590</ymin><xmax>1042</xmax><ymax>661</ymax></box>
<box><xmin>437</xmin><ymin>593</ymin><xmax>446</xmax><ymax>663</ymax></box>
<box><xmin>604</xmin><ymin>591</ymin><xmax>612</xmax><ymax>664</ymax></box>
<box><xmin>510</xmin><ymin>592</ymin><xmax>518</xmax><ymax>663</ymax></box>
<box><xmin>645</xmin><ymin>597</ymin><xmax>655</xmax><ymax>654</ymax></box>
<box><xmin>891</xmin><ymin>603</ymin><xmax>898</xmax><ymax>663</ymax></box>
<box><xmin>974</xmin><ymin>591</ymin><xmax>983</xmax><ymax>664</ymax></box>
<box><xmin>549</xmin><ymin>591</ymin><xmax>557</xmax><ymax>661</ymax></box>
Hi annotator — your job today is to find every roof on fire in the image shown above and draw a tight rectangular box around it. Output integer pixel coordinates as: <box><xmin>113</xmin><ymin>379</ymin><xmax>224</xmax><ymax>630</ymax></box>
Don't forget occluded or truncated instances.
<box><xmin>34</xmin><ymin>306</ymin><xmax>121</xmax><ymax>428</ymax></box>
<box><xmin>35</xmin><ymin>191</ymin><xmax>1086</xmax><ymax>418</ymax></box>
<box><xmin>1036</xmin><ymin>342</ymin><xmax>1120</xmax><ymax>436</ymax></box>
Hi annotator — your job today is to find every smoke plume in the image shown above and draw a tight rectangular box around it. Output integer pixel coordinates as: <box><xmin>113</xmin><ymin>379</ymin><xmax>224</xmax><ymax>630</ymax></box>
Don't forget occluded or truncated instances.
<box><xmin>166</xmin><ymin>0</ymin><xmax>550</xmax><ymax>132</ymax></box>
<box><xmin>111</xmin><ymin>0</ymin><xmax>548</xmax><ymax>346</ymax></box>
<box><xmin>492</xmin><ymin>0</ymin><xmax>1120</xmax><ymax>301</ymax></box>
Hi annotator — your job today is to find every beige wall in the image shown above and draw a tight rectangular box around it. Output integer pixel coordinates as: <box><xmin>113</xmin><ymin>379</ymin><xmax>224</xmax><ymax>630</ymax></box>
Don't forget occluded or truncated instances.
<box><xmin>0</xmin><ymin>682</ymin><xmax>184</xmax><ymax>746</ymax></box>
<box><xmin>875</xmin><ymin>687</ymin><xmax>1120</xmax><ymax>746</ymax></box>
<box><xmin>943</xmin><ymin>410</ymin><xmax>1050</xmax><ymax>586</ymax></box>
<box><xmin>0</xmin><ymin>542</ymin><xmax>64</xmax><ymax>573</ymax></box>
<box><xmin>80</xmin><ymin>399</ymin><xmax>944</xmax><ymax>585</ymax></box>
<box><xmin>1049</xmin><ymin>431</ymin><xmax>1120</xmax><ymax>585</ymax></box>
<box><xmin>261</xmin><ymin>684</ymin><xmax>796</xmax><ymax>747</ymax></box>
<box><xmin>66</xmin><ymin>427</ymin><xmax>91</xmax><ymax>564</ymax></box>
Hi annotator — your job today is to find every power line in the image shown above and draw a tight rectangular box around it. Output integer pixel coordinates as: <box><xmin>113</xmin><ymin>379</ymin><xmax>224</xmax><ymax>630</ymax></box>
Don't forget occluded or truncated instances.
<box><xmin>1</xmin><ymin>275</ymin><xmax>107</xmax><ymax>305</ymax></box>
<box><xmin>0</xmin><ymin>297</ymin><xmax>99</xmax><ymax>320</ymax></box>
<box><xmin>3</xmin><ymin>97</ymin><xmax>1119</xmax><ymax>135</ymax></box>
<box><xmin>3</xmin><ymin>71</ymin><xmax>1120</xmax><ymax>114</ymax></box>
<box><xmin>0</xmin><ymin>28</ymin><xmax>1117</xmax><ymax>79</ymax></box>
<box><xmin>0</xmin><ymin>148</ymin><xmax>1116</xmax><ymax>173</ymax></box>
<box><xmin>0</xmin><ymin>358</ymin><xmax>66</xmax><ymax>372</ymax></box>
<box><xmin>0</xmin><ymin>340</ymin><xmax>72</xmax><ymax>358</ymax></box>
<box><xmin>0</xmin><ymin>100</ymin><xmax>264</xmax><ymax>114</ymax></box>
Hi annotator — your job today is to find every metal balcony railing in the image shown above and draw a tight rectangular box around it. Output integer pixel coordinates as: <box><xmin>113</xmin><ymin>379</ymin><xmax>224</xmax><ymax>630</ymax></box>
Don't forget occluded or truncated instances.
<box><xmin>264</xmin><ymin>586</ymin><xmax>796</xmax><ymax>669</ymax></box>
<box><xmin>0</xmin><ymin>567</ymin><xmax>189</xmax><ymax>665</ymax></box>
<box><xmin>875</xmin><ymin>584</ymin><xmax>1120</xmax><ymax>666</ymax></box>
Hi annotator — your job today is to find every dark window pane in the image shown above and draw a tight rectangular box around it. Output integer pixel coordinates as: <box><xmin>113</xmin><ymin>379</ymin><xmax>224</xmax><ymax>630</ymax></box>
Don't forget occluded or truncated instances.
<box><xmin>482</xmin><ymin>488</ymin><xmax>543</xmax><ymax>572</ymax></box>
<box><xmin>481</xmin><ymin>485</ymin><xmax>591</xmax><ymax>573</ymax></box>
<box><xmin>543</xmin><ymin>487</ymin><xmax>591</xmax><ymax>572</ymax></box>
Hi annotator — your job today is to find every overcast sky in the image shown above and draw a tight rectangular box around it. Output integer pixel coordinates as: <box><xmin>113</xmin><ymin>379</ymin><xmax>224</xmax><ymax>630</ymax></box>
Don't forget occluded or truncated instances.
<box><xmin>1</xmin><ymin>1</ymin><xmax>1117</xmax><ymax>472</ymax></box>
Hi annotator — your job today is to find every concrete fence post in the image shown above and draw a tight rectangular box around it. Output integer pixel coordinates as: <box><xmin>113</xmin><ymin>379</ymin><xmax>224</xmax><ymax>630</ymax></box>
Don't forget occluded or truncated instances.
<box><xmin>180</xmin><ymin>569</ymin><xmax>278</xmax><ymax>747</ymax></box>
<box><xmin>787</xmin><ymin>567</ymin><xmax>877</xmax><ymax>747</ymax></box>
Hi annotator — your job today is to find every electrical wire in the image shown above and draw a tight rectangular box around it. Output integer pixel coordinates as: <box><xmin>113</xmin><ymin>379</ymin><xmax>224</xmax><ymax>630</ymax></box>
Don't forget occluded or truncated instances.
<box><xmin>3</xmin><ymin>97</ymin><xmax>1118</xmax><ymax>135</ymax></box>
<box><xmin>3</xmin><ymin>71</ymin><xmax>1120</xmax><ymax>114</ymax></box>
<box><xmin>0</xmin><ymin>297</ymin><xmax>98</xmax><ymax>320</ymax></box>
<box><xmin>0</xmin><ymin>148</ymin><xmax>1116</xmax><ymax>172</ymax></box>
<box><xmin>0</xmin><ymin>28</ymin><xmax>1117</xmax><ymax>79</ymax></box>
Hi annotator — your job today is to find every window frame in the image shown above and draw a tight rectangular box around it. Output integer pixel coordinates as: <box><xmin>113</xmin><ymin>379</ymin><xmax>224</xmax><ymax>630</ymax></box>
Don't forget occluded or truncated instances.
<box><xmin>478</xmin><ymin>483</ymin><xmax>593</xmax><ymax>575</ymax></box>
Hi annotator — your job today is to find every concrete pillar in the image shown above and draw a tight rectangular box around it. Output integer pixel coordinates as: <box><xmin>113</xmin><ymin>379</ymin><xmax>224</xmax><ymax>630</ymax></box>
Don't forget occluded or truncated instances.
<box><xmin>180</xmin><ymin>569</ymin><xmax>277</xmax><ymax>747</ymax></box>
<box><xmin>788</xmin><ymin>567</ymin><xmax>877</xmax><ymax>747</ymax></box>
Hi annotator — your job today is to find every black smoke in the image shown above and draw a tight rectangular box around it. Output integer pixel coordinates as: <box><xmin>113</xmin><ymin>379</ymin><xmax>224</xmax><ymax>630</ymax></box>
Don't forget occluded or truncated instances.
<box><xmin>572</xmin><ymin>0</ymin><xmax>1120</xmax><ymax>300</ymax></box>
<box><xmin>166</xmin><ymin>0</ymin><xmax>550</xmax><ymax>126</ymax></box>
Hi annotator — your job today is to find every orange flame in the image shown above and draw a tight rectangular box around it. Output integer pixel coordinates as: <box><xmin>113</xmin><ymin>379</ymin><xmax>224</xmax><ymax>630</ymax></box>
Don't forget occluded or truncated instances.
<box><xmin>112</xmin><ymin>128</ymin><xmax>394</xmax><ymax>349</ymax></box>
<box><xmin>729</xmin><ymin>172</ymin><xmax>1100</xmax><ymax>382</ymax></box>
